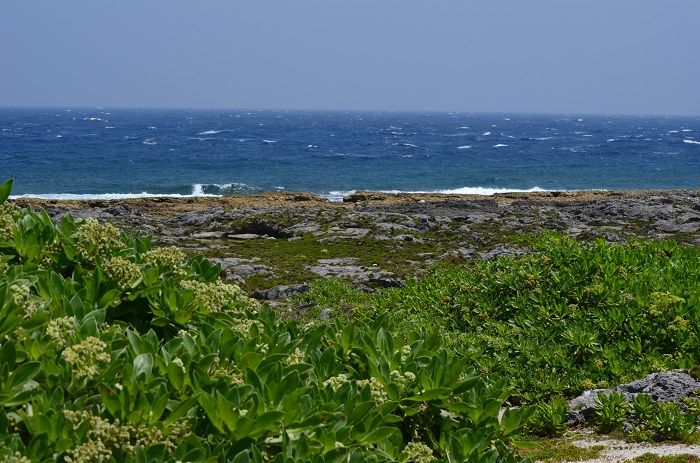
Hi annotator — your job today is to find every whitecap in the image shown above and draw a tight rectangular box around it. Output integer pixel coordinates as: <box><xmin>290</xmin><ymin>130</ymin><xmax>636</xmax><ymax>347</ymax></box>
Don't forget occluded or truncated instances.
<box><xmin>404</xmin><ymin>143</ymin><xmax>417</xmax><ymax>148</ymax></box>
<box><xmin>682</xmin><ymin>129</ymin><xmax>693</xmax><ymax>132</ymax></box>
<box><xmin>482</xmin><ymin>131</ymin><xmax>492</xmax><ymax>136</ymax></box>
<box><xmin>83</xmin><ymin>117</ymin><xmax>107</xmax><ymax>122</ymax></box>
<box><xmin>607</xmin><ymin>139</ymin><xmax>616</xmax><ymax>142</ymax></box>
<box><xmin>143</xmin><ymin>139</ymin><xmax>157</xmax><ymax>145</ymax></box>
<box><xmin>147</xmin><ymin>126</ymin><xmax>157</xmax><ymax>130</ymax></box>
<box><xmin>319</xmin><ymin>190</ymin><xmax>356</xmax><ymax>202</ymax></box>
<box><xmin>105</xmin><ymin>126</ymin><xmax>115</xmax><ymax>129</ymax></box>
<box><xmin>307</xmin><ymin>144</ymin><xmax>318</xmax><ymax>148</ymax></box>
<box><xmin>494</xmin><ymin>144</ymin><xmax>508</xmax><ymax>148</ymax></box>
<box><xmin>457</xmin><ymin>145</ymin><xmax>472</xmax><ymax>149</ymax></box>
<box><xmin>198</xmin><ymin>130</ymin><xmax>226</xmax><ymax>135</ymax></box>
<box><xmin>532</xmin><ymin>137</ymin><xmax>554</xmax><ymax>141</ymax></box>
<box><xmin>56</xmin><ymin>135</ymin><xmax>62</xmax><ymax>138</ymax></box>
<box><xmin>262</xmin><ymin>139</ymin><xmax>277</xmax><ymax>144</ymax></box>
<box><xmin>684</xmin><ymin>139</ymin><xmax>700</xmax><ymax>145</ymax></box>
<box><xmin>669</xmin><ymin>130</ymin><xmax>679</xmax><ymax>133</ymax></box>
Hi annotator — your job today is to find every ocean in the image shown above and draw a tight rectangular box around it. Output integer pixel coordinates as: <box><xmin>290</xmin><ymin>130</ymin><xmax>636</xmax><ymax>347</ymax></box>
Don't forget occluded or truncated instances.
<box><xmin>1</xmin><ymin>108</ymin><xmax>699</xmax><ymax>202</ymax></box>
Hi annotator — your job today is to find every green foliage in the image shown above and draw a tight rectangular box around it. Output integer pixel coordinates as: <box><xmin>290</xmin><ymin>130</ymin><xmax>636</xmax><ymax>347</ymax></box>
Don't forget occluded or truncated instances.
<box><xmin>525</xmin><ymin>398</ymin><xmax>569</xmax><ymax>437</ymax></box>
<box><xmin>308</xmin><ymin>231</ymin><xmax>700</xmax><ymax>403</ymax></box>
<box><xmin>0</xmin><ymin>179</ymin><xmax>532</xmax><ymax>463</ymax></box>
<box><xmin>594</xmin><ymin>392</ymin><xmax>628</xmax><ymax>434</ymax></box>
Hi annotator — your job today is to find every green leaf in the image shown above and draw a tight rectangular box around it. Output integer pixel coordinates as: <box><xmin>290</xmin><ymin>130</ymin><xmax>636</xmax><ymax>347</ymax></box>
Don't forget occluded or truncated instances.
<box><xmin>0</xmin><ymin>340</ymin><xmax>16</xmax><ymax>370</ymax></box>
<box><xmin>404</xmin><ymin>387</ymin><xmax>452</xmax><ymax>402</ymax></box>
<box><xmin>9</xmin><ymin>361</ymin><xmax>41</xmax><ymax>391</ymax></box>
<box><xmin>26</xmin><ymin>432</ymin><xmax>49</xmax><ymax>461</ymax></box>
<box><xmin>357</xmin><ymin>426</ymin><xmax>397</xmax><ymax>444</ymax></box>
<box><xmin>101</xmin><ymin>385</ymin><xmax>124</xmax><ymax>420</ymax></box>
<box><xmin>167</xmin><ymin>361</ymin><xmax>185</xmax><ymax>390</ymax></box>
<box><xmin>132</xmin><ymin>353</ymin><xmax>154</xmax><ymax>382</ymax></box>
<box><xmin>0</xmin><ymin>178</ymin><xmax>13</xmax><ymax>204</ymax></box>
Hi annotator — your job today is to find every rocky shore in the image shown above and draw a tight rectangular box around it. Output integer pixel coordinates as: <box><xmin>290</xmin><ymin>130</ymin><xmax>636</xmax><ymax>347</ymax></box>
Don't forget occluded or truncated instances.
<box><xmin>13</xmin><ymin>189</ymin><xmax>700</xmax><ymax>294</ymax></box>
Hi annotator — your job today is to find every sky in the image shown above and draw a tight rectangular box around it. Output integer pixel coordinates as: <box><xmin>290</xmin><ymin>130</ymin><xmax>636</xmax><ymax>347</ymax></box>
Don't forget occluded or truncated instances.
<box><xmin>2</xmin><ymin>1</ymin><xmax>699</xmax><ymax>115</ymax></box>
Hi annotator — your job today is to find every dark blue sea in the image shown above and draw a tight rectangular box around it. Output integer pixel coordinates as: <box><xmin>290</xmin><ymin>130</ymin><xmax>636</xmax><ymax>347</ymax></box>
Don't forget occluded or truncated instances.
<box><xmin>1</xmin><ymin>108</ymin><xmax>699</xmax><ymax>201</ymax></box>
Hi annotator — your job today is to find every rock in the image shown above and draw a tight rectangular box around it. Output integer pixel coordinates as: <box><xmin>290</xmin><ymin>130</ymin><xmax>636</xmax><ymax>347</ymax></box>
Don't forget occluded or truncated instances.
<box><xmin>227</xmin><ymin>233</ymin><xmax>262</xmax><ymax>240</ymax></box>
<box><xmin>191</xmin><ymin>231</ymin><xmax>227</xmax><ymax>239</ymax></box>
<box><xmin>251</xmin><ymin>283</ymin><xmax>312</xmax><ymax>300</ymax></box>
<box><xmin>368</xmin><ymin>277</ymin><xmax>405</xmax><ymax>288</ymax></box>
<box><xmin>232</xmin><ymin>218</ymin><xmax>294</xmax><ymax>239</ymax></box>
<box><xmin>567</xmin><ymin>371</ymin><xmax>700</xmax><ymax>425</ymax></box>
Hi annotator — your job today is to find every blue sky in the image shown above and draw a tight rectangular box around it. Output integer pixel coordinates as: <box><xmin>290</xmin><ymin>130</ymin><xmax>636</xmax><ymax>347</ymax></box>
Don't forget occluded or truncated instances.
<box><xmin>2</xmin><ymin>1</ymin><xmax>699</xmax><ymax>115</ymax></box>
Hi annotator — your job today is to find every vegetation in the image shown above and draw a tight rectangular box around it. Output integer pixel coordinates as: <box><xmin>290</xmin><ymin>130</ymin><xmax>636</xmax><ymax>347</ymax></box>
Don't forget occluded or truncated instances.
<box><xmin>294</xmin><ymin>232</ymin><xmax>700</xmax><ymax>405</ymax></box>
<box><xmin>0</xmin><ymin>178</ymin><xmax>533</xmax><ymax>462</ymax></box>
<box><xmin>5</xmin><ymin>175</ymin><xmax>700</xmax><ymax>462</ymax></box>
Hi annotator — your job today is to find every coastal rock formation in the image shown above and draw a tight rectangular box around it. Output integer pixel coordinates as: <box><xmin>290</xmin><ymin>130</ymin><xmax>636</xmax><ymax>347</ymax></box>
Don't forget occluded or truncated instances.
<box><xmin>14</xmin><ymin>189</ymin><xmax>700</xmax><ymax>293</ymax></box>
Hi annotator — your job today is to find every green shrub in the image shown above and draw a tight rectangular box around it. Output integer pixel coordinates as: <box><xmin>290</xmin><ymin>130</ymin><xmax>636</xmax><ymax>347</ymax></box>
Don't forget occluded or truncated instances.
<box><xmin>1</xmin><ymin>178</ymin><xmax>534</xmax><ymax>463</ymax></box>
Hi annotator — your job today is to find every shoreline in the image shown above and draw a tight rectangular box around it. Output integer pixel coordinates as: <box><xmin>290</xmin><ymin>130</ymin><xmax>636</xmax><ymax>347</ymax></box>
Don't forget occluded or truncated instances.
<box><xmin>12</xmin><ymin>188</ymin><xmax>700</xmax><ymax>218</ymax></box>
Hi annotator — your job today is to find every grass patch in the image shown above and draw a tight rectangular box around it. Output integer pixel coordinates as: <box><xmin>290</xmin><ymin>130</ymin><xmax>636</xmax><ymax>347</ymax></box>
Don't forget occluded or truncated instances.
<box><xmin>516</xmin><ymin>435</ymin><xmax>605</xmax><ymax>462</ymax></box>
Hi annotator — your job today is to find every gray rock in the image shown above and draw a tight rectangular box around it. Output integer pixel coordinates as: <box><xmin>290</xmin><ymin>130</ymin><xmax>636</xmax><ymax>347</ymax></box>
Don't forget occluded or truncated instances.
<box><xmin>368</xmin><ymin>277</ymin><xmax>405</xmax><ymax>288</ymax></box>
<box><xmin>251</xmin><ymin>283</ymin><xmax>312</xmax><ymax>300</ymax></box>
<box><xmin>227</xmin><ymin>233</ymin><xmax>262</xmax><ymax>240</ymax></box>
<box><xmin>567</xmin><ymin>371</ymin><xmax>700</xmax><ymax>425</ymax></box>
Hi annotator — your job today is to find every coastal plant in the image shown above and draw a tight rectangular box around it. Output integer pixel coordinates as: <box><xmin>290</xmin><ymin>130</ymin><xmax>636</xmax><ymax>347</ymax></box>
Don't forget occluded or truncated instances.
<box><xmin>649</xmin><ymin>403</ymin><xmax>697</xmax><ymax>441</ymax></box>
<box><xmin>594</xmin><ymin>392</ymin><xmax>628</xmax><ymax>434</ymax></box>
<box><xmin>0</xmin><ymin>178</ymin><xmax>535</xmax><ymax>463</ymax></box>
<box><xmin>525</xmin><ymin>398</ymin><xmax>569</xmax><ymax>437</ymax></box>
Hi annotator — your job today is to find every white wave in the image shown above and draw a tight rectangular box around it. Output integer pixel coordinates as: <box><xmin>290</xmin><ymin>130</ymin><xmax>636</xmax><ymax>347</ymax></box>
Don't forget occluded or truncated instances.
<box><xmin>188</xmin><ymin>137</ymin><xmax>216</xmax><ymax>141</ymax></box>
<box><xmin>607</xmin><ymin>139</ymin><xmax>616</xmax><ymax>142</ymax></box>
<box><xmin>437</xmin><ymin>186</ymin><xmax>548</xmax><ymax>195</ymax></box>
<box><xmin>262</xmin><ymin>139</ymin><xmax>277</xmax><ymax>143</ymax></box>
<box><xmin>147</xmin><ymin>126</ymin><xmax>157</xmax><ymax>130</ymax></box>
<box><xmin>457</xmin><ymin>145</ymin><xmax>472</xmax><ymax>149</ymax></box>
<box><xmin>494</xmin><ymin>144</ymin><xmax>508</xmax><ymax>148</ymax></box>
<box><xmin>391</xmin><ymin>131</ymin><xmax>405</xmax><ymax>135</ymax></box>
<box><xmin>684</xmin><ymin>139</ymin><xmax>700</xmax><ymax>145</ymax></box>
<box><xmin>105</xmin><ymin>126</ymin><xmax>115</xmax><ymax>129</ymax></box>
<box><xmin>274</xmin><ymin>186</ymin><xmax>285</xmax><ymax>190</ymax></box>
<box><xmin>482</xmin><ymin>131</ymin><xmax>492</xmax><ymax>136</ymax></box>
<box><xmin>307</xmin><ymin>144</ymin><xmax>318</xmax><ymax>148</ymax></box>
<box><xmin>682</xmin><ymin>129</ymin><xmax>693</xmax><ymax>132</ymax></box>
<box><xmin>578</xmin><ymin>118</ymin><xmax>584</xmax><ymax>122</ymax></box>
<box><xmin>404</xmin><ymin>143</ymin><xmax>417</xmax><ymax>148</ymax></box>
<box><xmin>460</xmin><ymin>126</ymin><xmax>470</xmax><ymax>129</ymax></box>
<box><xmin>669</xmin><ymin>130</ymin><xmax>679</xmax><ymax>133</ymax></box>
<box><xmin>319</xmin><ymin>190</ymin><xmax>356</xmax><ymax>202</ymax></box>
<box><xmin>143</xmin><ymin>139</ymin><xmax>157</xmax><ymax>145</ymax></box>
<box><xmin>403</xmin><ymin>155</ymin><xmax>412</xmax><ymax>158</ymax></box>
<box><xmin>10</xmin><ymin>191</ymin><xmax>218</xmax><ymax>201</ymax></box>
<box><xmin>198</xmin><ymin>130</ymin><xmax>226</xmax><ymax>135</ymax></box>
<box><xmin>532</xmin><ymin>137</ymin><xmax>554</xmax><ymax>141</ymax></box>
<box><xmin>56</xmin><ymin>135</ymin><xmax>62</xmax><ymax>138</ymax></box>
<box><xmin>83</xmin><ymin>117</ymin><xmax>107</xmax><ymax>122</ymax></box>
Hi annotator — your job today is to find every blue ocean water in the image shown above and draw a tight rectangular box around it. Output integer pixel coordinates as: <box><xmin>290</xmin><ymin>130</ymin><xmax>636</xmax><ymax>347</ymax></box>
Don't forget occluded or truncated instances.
<box><xmin>1</xmin><ymin>108</ymin><xmax>699</xmax><ymax>201</ymax></box>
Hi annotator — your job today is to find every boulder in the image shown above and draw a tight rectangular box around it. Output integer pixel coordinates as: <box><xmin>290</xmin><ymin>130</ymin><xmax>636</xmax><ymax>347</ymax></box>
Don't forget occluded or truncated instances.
<box><xmin>568</xmin><ymin>371</ymin><xmax>700</xmax><ymax>425</ymax></box>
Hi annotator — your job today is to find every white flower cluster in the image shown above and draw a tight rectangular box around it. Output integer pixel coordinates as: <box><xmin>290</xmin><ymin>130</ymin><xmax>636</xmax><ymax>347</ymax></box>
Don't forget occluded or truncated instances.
<box><xmin>400</xmin><ymin>345</ymin><xmax>412</xmax><ymax>363</ymax></box>
<box><xmin>0</xmin><ymin>203</ymin><xmax>19</xmax><ymax>241</ymax></box>
<box><xmin>47</xmin><ymin>316</ymin><xmax>77</xmax><ymax>349</ymax></box>
<box><xmin>103</xmin><ymin>256</ymin><xmax>141</xmax><ymax>288</ymax></box>
<box><xmin>179</xmin><ymin>279</ymin><xmax>258</xmax><ymax>314</ymax></box>
<box><xmin>208</xmin><ymin>356</ymin><xmax>245</xmax><ymax>385</ymax></box>
<box><xmin>390</xmin><ymin>370</ymin><xmax>416</xmax><ymax>390</ymax></box>
<box><xmin>62</xmin><ymin>336</ymin><xmax>110</xmax><ymax>380</ymax></box>
<box><xmin>9</xmin><ymin>283</ymin><xmax>37</xmax><ymax>319</ymax></box>
<box><xmin>403</xmin><ymin>441</ymin><xmax>435</xmax><ymax>463</ymax></box>
<box><xmin>63</xmin><ymin>410</ymin><xmax>190</xmax><ymax>463</ymax></box>
<box><xmin>356</xmin><ymin>377</ymin><xmax>388</xmax><ymax>404</ymax></box>
<box><xmin>231</xmin><ymin>317</ymin><xmax>264</xmax><ymax>335</ymax></box>
<box><xmin>71</xmin><ymin>218</ymin><xmax>125</xmax><ymax>264</ymax></box>
<box><xmin>322</xmin><ymin>374</ymin><xmax>349</xmax><ymax>391</ymax></box>
<box><xmin>143</xmin><ymin>246</ymin><xmax>186</xmax><ymax>270</ymax></box>
<box><xmin>286</xmin><ymin>348</ymin><xmax>305</xmax><ymax>365</ymax></box>
<box><xmin>1</xmin><ymin>452</ymin><xmax>31</xmax><ymax>463</ymax></box>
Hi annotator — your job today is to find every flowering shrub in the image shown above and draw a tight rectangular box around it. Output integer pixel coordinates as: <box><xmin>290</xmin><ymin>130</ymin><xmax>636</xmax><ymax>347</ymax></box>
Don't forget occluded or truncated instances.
<box><xmin>0</xmin><ymin>179</ymin><xmax>533</xmax><ymax>463</ymax></box>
